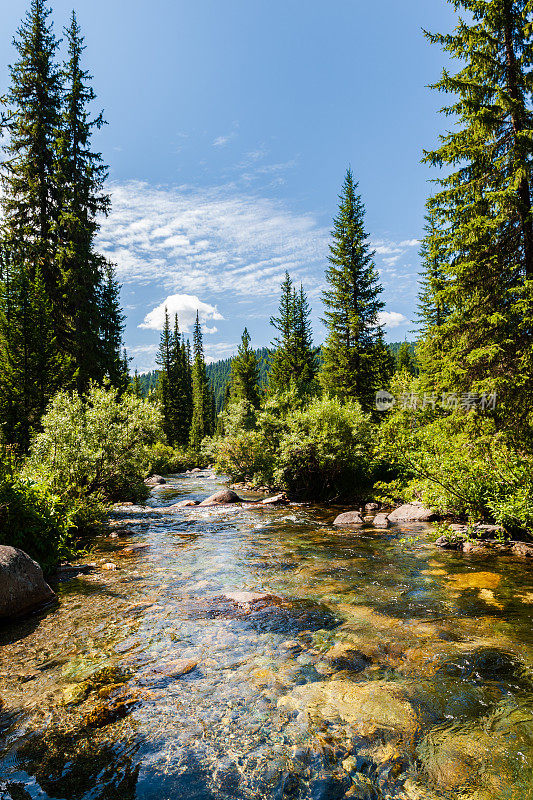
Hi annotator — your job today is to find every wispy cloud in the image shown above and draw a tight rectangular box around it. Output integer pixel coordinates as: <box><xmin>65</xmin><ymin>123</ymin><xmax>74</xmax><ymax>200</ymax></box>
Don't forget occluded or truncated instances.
<box><xmin>139</xmin><ymin>293</ymin><xmax>223</xmax><ymax>332</ymax></box>
<box><xmin>98</xmin><ymin>181</ymin><xmax>329</xmax><ymax>298</ymax></box>
<box><xmin>213</xmin><ymin>135</ymin><xmax>232</xmax><ymax>147</ymax></box>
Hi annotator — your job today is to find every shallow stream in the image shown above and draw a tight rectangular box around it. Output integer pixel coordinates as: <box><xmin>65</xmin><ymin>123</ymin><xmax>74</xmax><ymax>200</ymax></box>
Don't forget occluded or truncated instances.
<box><xmin>1</xmin><ymin>472</ymin><xmax>532</xmax><ymax>799</ymax></box>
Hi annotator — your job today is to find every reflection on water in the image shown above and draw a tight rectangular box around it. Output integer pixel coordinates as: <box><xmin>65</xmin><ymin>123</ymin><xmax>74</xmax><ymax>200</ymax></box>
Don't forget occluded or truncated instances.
<box><xmin>0</xmin><ymin>472</ymin><xmax>532</xmax><ymax>799</ymax></box>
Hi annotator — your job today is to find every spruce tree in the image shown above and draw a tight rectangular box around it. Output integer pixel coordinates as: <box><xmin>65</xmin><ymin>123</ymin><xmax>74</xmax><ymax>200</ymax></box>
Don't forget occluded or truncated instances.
<box><xmin>230</xmin><ymin>328</ymin><xmax>260</xmax><ymax>407</ymax></box>
<box><xmin>374</xmin><ymin>328</ymin><xmax>396</xmax><ymax>388</ymax></box>
<box><xmin>132</xmin><ymin>369</ymin><xmax>142</xmax><ymax>398</ymax></box>
<box><xmin>269</xmin><ymin>272</ymin><xmax>295</xmax><ymax>392</ymax></box>
<box><xmin>0</xmin><ymin>244</ymin><xmax>62</xmax><ymax>449</ymax></box>
<box><xmin>422</xmin><ymin>0</ymin><xmax>533</xmax><ymax>417</ymax></box>
<box><xmin>293</xmin><ymin>285</ymin><xmax>317</xmax><ymax>386</ymax></box>
<box><xmin>98</xmin><ymin>264</ymin><xmax>125</xmax><ymax>387</ymax></box>
<box><xmin>189</xmin><ymin>312</ymin><xmax>213</xmax><ymax>450</ymax></box>
<box><xmin>269</xmin><ymin>272</ymin><xmax>317</xmax><ymax>393</ymax></box>
<box><xmin>156</xmin><ymin>308</ymin><xmax>173</xmax><ymax>442</ymax></box>
<box><xmin>170</xmin><ymin>314</ymin><xmax>193</xmax><ymax>446</ymax></box>
<box><xmin>55</xmin><ymin>11</ymin><xmax>110</xmax><ymax>391</ymax></box>
<box><xmin>1</xmin><ymin>0</ymin><xmax>61</xmax><ymax>299</ymax></box>
<box><xmin>396</xmin><ymin>342</ymin><xmax>416</xmax><ymax>375</ymax></box>
<box><xmin>319</xmin><ymin>168</ymin><xmax>384</xmax><ymax>409</ymax></box>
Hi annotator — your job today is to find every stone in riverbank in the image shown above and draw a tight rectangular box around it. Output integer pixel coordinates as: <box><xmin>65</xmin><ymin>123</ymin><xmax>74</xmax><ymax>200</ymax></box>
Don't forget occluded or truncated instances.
<box><xmin>144</xmin><ymin>475</ymin><xmax>166</xmax><ymax>486</ymax></box>
<box><xmin>261</xmin><ymin>493</ymin><xmax>289</xmax><ymax>506</ymax></box>
<box><xmin>0</xmin><ymin>546</ymin><xmax>56</xmax><ymax>620</ymax></box>
<box><xmin>199</xmin><ymin>489</ymin><xmax>243</xmax><ymax>506</ymax></box>
<box><xmin>333</xmin><ymin>511</ymin><xmax>364</xmax><ymax>526</ymax></box>
<box><xmin>373</xmin><ymin>513</ymin><xmax>390</xmax><ymax>528</ymax></box>
<box><xmin>388</xmin><ymin>503</ymin><xmax>436</xmax><ymax>522</ymax></box>
<box><xmin>436</xmin><ymin>535</ymin><xmax>533</xmax><ymax>558</ymax></box>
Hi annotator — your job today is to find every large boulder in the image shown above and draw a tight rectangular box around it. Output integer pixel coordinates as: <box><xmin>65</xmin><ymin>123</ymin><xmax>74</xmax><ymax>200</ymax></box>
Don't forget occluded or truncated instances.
<box><xmin>388</xmin><ymin>503</ymin><xmax>436</xmax><ymax>522</ymax></box>
<box><xmin>333</xmin><ymin>510</ymin><xmax>364</xmax><ymax>526</ymax></box>
<box><xmin>199</xmin><ymin>490</ymin><xmax>242</xmax><ymax>506</ymax></box>
<box><xmin>0</xmin><ymin>546</ymin><xmax>56</xmax><ymax>620</ymax></box>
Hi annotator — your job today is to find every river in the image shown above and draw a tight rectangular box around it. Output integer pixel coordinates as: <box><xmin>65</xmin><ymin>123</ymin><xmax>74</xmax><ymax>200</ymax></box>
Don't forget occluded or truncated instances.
<box><xmin>0</xmin><ymin>471</ymin><xmax>532</xmax><ymax>799</ymax></box>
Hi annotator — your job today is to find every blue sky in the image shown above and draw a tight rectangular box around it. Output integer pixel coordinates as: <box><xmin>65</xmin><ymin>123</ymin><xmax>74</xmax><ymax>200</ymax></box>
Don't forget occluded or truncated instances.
<box><xmin>0</xmin><ymin>0</ymin><xmax>456</xmax><ymax>369</ymax></box>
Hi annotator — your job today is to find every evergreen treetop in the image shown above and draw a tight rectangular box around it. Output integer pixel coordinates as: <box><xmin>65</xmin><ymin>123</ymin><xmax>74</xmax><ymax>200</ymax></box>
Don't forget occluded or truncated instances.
<box><xmin>230</xmin><ymin>327</ymin><xmax>260</xmax><ymax>407</ymax></box>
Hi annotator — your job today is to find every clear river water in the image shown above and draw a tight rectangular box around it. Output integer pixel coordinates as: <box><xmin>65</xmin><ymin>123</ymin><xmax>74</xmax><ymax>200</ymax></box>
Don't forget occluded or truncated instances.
<box><xmin>0</xmin><ymin>471</ymin><xmax>532</xmax><ymax>800</ymax></box>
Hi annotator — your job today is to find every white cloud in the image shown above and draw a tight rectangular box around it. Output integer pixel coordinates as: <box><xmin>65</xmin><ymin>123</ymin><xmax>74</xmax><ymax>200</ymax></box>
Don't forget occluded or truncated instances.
<box><xmin>139</xmin><ymin>293</ymin><xmax>223</xmax><ymax>332</ymax></box>
<box><xmin>98</xmin><ymin>181</ymin><xmax>329</xmax><ymax>298</ymax></box>
<box><xmin>378</xmin><ymin>311</ymin><xmax>409</xmax><ymax>328</ymax></box>
<box><xmin>213</xmin><ymin>135</ymin><xmax>231</xmax><ymax>147</ymax></box>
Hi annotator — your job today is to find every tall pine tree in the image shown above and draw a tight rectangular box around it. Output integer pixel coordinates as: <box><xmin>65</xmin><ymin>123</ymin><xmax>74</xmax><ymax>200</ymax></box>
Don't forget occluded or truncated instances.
<box><xmin>189</xmin><ymin>312</ymin><xmax>214</xmax><ymax>450</ymax></box>
<box><xmin>421</xmin><ymin>0</ymin><xmax>533</xmax><ymax>419</ymax></box>
<box><xmin>55</xmin><ymin>11</ymin><xmax>111</xmax><ymax>391</ymax></box>
<box><xmin>319</xmin><ymin>168</ymin><xmax>384</xmax><ymax>409</ymax></box>
<box><xmin>1</xmin><ymin>0</ymin><xmax>61</xmax><ymax>300</ymax></box>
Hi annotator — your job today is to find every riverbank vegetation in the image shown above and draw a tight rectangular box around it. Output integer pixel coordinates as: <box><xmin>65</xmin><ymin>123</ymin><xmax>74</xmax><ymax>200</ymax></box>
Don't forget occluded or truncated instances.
<box><xmin>1</xmin><ymin>0</ymin><xmax>533</xmax><ymax>573</ymax></box>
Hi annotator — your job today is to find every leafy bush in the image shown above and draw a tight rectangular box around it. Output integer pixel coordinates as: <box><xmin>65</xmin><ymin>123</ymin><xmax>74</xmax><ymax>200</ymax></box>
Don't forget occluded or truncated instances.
<box><xmin>375</xmin><ymin>373</ymin><xmax>533</xmax><ymax>535</ymax></box>
<box><xmin>144</xmin><ymin>442</ymin><xmax>201</xmax><ymax>475</ymax></box>
<box><xmin>25</xmin><ymin>383</ymin><xmax>164</xmax><ymax>506</ymax></box>
<box><xmin>206</xmin><ymin>430</ymin><xmax>272</xmax><ymax>484</ymax></box>
<box><xmin>0</xmin><ymin>451</ymin><xmax>78</xmax><ymax>572</ymax></box>
<box><xmin>274</xmin><ymin>395</ymin><xmax>373</xmax><ymax>500</ymax></box>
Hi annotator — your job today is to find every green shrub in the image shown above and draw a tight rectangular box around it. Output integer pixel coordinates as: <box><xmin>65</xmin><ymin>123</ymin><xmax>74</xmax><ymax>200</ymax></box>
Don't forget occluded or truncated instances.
<box><xmin>375</xmin><ymin>374</ymin><xmax>533</xmax><ymax>534</ymax></box>
<box><xmin>274</xmin><ymin>395</ymin><xmax>373</xmax><ymax>500</ymax></box>
<box><xmin>25</xmin><ymin>383</ymin><xmax>164</xmax><ymax>505</ymax></box>
<box><xmin>0</xmin><ymin>452</ymin><xmax>78</xmax><ymax>572</ymax></box>
<box><xmin>144</xmin><ymin>442</ymin><xmax>201</xmax><ymax>475</ymax></box>
<box><xmin>206</xmin><ymin>430</ymin><xmax>273</xmax><ymax>484</ymax></box>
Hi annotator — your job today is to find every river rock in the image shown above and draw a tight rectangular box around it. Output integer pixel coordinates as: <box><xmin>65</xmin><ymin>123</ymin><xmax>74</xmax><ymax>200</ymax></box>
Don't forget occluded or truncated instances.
<box><xmin>435</xmin><ymin>535</ymin><xmax>462</xmax><ymax>550</ymax></box>
<box><xmin>511</xmin><ymin>541</ymin><xmax>533</xmax><ymax>557</ymax></box>
<box><xmin>388</xmin><ymin>503</ymin><xmax>436</xmax><ymax>522</ymax></box>
<box><xmin>365</xmin><ymin>502</ymin><xmax>380</xmax><ymax>512</ymax></box>
<box><xmin>152</xmin><ymin>659</ymin><xmax>198</xmax><ymax>679</ymax></box>
<box><xmin>325</xmin><ymin>642</ymin><xmax>372</xmax><ymax>673</ymax></box>
<box><xmin>278</xmin><ymin>679</ymin><xmax>419</xmax><ymax>738</ymax></box>
<box><xmin>190</xmin><ymin>467</ymin><xmax>203</xmax><ymax>473</ymax></box>
<box><xmin>333</xmin><ymin>511</ymin><xmax>364</xmax><ymax>526</ymax></box>
<box><xmin>203</xmin><ymin>593</ymin><xmax>341</xmax><ymax>634</ymax></box>
<box><xmin>261</xmin><ymin>493</ymin><xmax>289</xmax><ymax>506</ymax></box>
<box><xmin>373</xmin><ymin>513</ymin><xmax>390</xmax><ymax>528</ymax></box>
<box><xmin>0</xmin><ymin>546</ymin><xmax>56</xmax><ymax>620</ymax></box>
<box><xmin>199</xmin><ymin>489</ymin><xmax>242</xmax><ymax>506</ymax></box>
<box><xmin>167</xmin><ymin>500</ymin><xmax>200</xmax><ymax>509</ymax></box>
<box><xmin>82</xmin><ymin>698</ymin><xmax>137</xmax><ymax>729</ymax></box>
<box><xmin>144</xmin><ymin>475</ymin><xmax>166</xmax><ymax>486</ymax></box>
<box><xmin>449</xmin><ymin>523</ymin><xmax>505</xmax><ymax>539</ymax></box>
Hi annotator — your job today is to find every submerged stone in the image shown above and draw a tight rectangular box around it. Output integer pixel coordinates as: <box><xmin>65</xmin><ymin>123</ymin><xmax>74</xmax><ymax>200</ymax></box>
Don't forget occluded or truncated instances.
<box><xmin>437</xmin><ymin>647</ymin><xmax>525</xmax><ymax>683</ymax></box>
<box><xmin>278</xmin><ymin>680</ymin><xmax>420</xmax><ymax>738</ymax></box>
<box><xmin>201</xmin><ymin>593</ymin><xmax>341</xmax><ymax>634</ymax></box>
<box><xmin>447</xmin><ymin>571</ymin><xmax>501</xmax><ymax>590</ymax></box>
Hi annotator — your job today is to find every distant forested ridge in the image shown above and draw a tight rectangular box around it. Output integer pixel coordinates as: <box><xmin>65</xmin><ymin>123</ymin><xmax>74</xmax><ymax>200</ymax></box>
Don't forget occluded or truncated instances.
<box><xmin>136</xmin><ymin>342</ymin><xmax>415</xmax><ymax>410</ymax></box>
